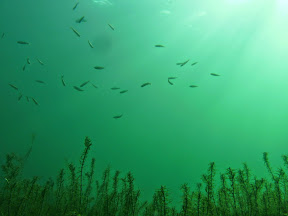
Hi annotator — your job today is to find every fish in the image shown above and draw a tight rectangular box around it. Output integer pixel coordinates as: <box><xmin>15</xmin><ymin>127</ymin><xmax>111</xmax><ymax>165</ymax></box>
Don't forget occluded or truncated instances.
<box><xmin>94</xmin><ymin>66</ymin><xmax>104</xmax><ymax>70</ymax></box>
<box><xmin>191</xmin><ymin>62</ymin><xmax>198</xmax><ymax>66</ymax></box>
<box><xmin>27</xmin><ymin>58</ymin><xmax>31</xmax><ymax>64</ymax></box>
<box><xmin>168</xmin><ymin>77</ymin><xmax>177</xmax><ymax>80</ymax></box>
<box><xmin>37</xmin><ymin>58</ymin><xmax>44</xmax><ymax>65</ymax></box>
<box><xmin>91</xmin><ymin>83</ymin><xmax>98</xmax><ymax>88</ymax></box>
<box><xmin>61</xmin><ymin>75</ymin><xmax>66</xmax><ymax>86</ymax></box>
<box><xmin>18</xmin><ymin>94</ymin><xmax>23</xmax><ymax>101</ymax></box>
<box><xmin>88</xmin><ymin>40</ymin><xmax>94</xmax><ymax>48</ymax></box>
<box><xmin>71</xmin><ymin>27</ymin><xmax>80</xmax><ymax>37</ymax></box>
<box><xmin>35</xmin><ymin>80</ymin><xmax>45</xmax><ymax>84</ymax></box>
<box><xmin>210</xmin><ymin>73</ymin><xmax>220</xmax><ymax>76</ymax></box>
<box><xmin>9</xmin><ymin>84</ymin><xmax>18</xmax><ymax>90</ymax></box>
<box><xmin>22</xmin><ymin>64</ymin><xmax>26</xmax><ymax>71</ymax></box>
<box><xmin>119</xmin><ymin>90</ymin><xmax>128</xmax><ymax>94</ymax></box>
<box><xmin>1</xmin><ymin>33</ymin><xmax>4</xmax><ymax>39</ymax></box>
<box><xmin>17</xmin><ymin>41</ymin><xmax>29</xmax><ymax>45</ymax></box>
<box><xmin>75</xmin><ymin>16</ymin><xmax>87</xmax><ymax>23</ymax></box>
<box><xmin>155</xmin><ymin>45</ymin><xmax>165</xmax><ymax>47</ymax></box>
<box><xmin>80</xmin><ymin>81</ymin><xmax>89</xmax><ymax>88</ymax></box>
<box><xmin>26</xmin><ymin>96</ymin><xmax>30</xmax><ymax>102</ymax></box>
<box><xmin>113</xmin><ymin>114</ymin><xmax>123</xmax><ymax>119</ymax></box>
<box><xmin>168</xmin><ymin>79</ymin><xmax>174</xmax><ymax>85</ymax></box>
<box><xmin>32</xmin><ymin>98</ymin><xmax>38</xmax><ymax>105</ymax></box>
<box><xmin>73</xmin><ymin>86</ymin><xmax>84</xmax><ymax>91</ymax></box>
<box><xmin>141</xmin><ymin>82</ymin><xmax>151</xmax><ymax>87</ymax></box>
<box><xmin>189</xmin><ymin>85</ymin><xmax>198</xmax><ymax>88</ymax></box>
<box><xmin>111</xmin><ymin>87</ymin><xmax>120</xmax><ymax>90</ymax></box>
<box><xmin>179</xmin><ymin>59</ymin><xmax>189</xmax><ymax>67</ymax></box>
<box><xmin>108</xmin><ymin>23</ymin><xmax>114</xmax><ymax>31</ymax></box>
<box><xmin>73</xmin><ymin>2</ymin><xmax>79</xmax><ymax>10</ymax></box>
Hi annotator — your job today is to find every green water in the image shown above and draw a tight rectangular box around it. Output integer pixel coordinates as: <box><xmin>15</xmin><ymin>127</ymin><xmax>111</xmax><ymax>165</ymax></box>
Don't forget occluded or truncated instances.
<box><xmin>1</xmin><ymin>0</ymin><xmax>288</xmax><ymax>204</ymax></box>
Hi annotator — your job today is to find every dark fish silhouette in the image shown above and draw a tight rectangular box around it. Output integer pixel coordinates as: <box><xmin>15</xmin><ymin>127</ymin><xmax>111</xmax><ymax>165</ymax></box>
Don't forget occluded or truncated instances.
<box><xmin>120</xmin><ymin>90</ymin><xmax>128</xmax><ymax>94</ymax></box>
<box><xmin>76</xmin><ymin>16</ymin><xmax>87</xmax><ymax>23</ymax></box>
<box><xmin>176</xmin><ymin>59</ymin><xmax>189</xmax><ymax>67</ymax></box>
<box><xmin>35</xmin><ymin>80</ymin><xmax>45</xmax><ymax>84</ymax></box>
<box><xmin>141</xmin><ymin>82</ymin><xmax>151</xmax><ymax>87</ymax></box>
<box><xmin>94</xmin><ymin>66</ymin><xmax>104</xmax><ymax>70</ymax></box>
<box><xmin>210</xmin><ymin>73</ymin><xmax>220</xmax><ymax>76</ymax></box>
<box><xmin>73</xmin><ymin>86</ymin><xmax>84</xmax><ymax>91</ymax></box>
<box><xmin>9</xmin><ymin>84</ymin><xmax>18</xmax><ymax>91</ymax></box>
<box><xmin>168</xmin><ymin>79</ymin><xmax>174</xmax><ymax>85</ymax></box>
<box><xmin>32</xmin><ymin>98</ymin><xmax>38</xmax><ymax>105</ymax></box>
<box><xmin>191</xmin><ymin>62</ymin><xmax>198</xmax><ymax>66</ymax></box>
<box><xmin>88</xmin><ymin>40</ymin><xmax>94</xmax><ymax>48</ymax></box>
<box><xmin>27</xmin><ymin>58</ymin><xmax>31</xmax><ymax>64</ymax></box>
<box><xmin>18</xmin><ymin>94</ymin><xmax>23</xmax><ymax>101</ymax></box>
<box><xmin>113</xmin><ymin>114</ymin><xmax>123</xmax><ymax>119</ymax></box>
<box><xmin>111</xmin><ymin>87</ymin><xmax>120</xmax><ymax>90</ymax></box>
<box><xmin>37</xmin><ymin>58</ymin><xmax>44</xmax><ymax>65</ymax></box>
<box><xmin>71</xmin><ymin>27</ymin><xmax>80</xmax><ymax>37</ymax></box>
<box><xmin>17</xmin><ymin>41</ymin><xmax>29</xmax><ymax>45</ymax></box>
<box><xmin>155</xmin><ymin>45</ymin><xmax>165</xmax><ymax>47</ymax></box>
<box><xmin>61</xmin><ymin>75</ymin><xmax>66</xmax><ymax>86</ymax></box>
<box><xmin>91</xmin><ymin>83</ymin><xmax>98</xmax><ymax>88</ymax></box>
<box><xmin>22</xmin><ymin>64</ymin><xmax>26</xmax><ymax>71</ymax></box>
<box><xmin>80</xmin><ymin>81</ymin><xmax>89</xmax><ymax>88</ymax></box>
<box><xmin>108</xmin><ymin>23</ymin><xmax>114</xmax><ymax>31</ymax></box>
<box><xmin>168</xmin><ymin>77</ymin><xmax>177</xmax><ymax>80</ymax></box>
<box><xmin>189</xmin><ymin>85</ymin><xmax>198</xmax><ymax>88</ymax></box>
<box><xmin>73</xmin><ymin>2</ymin><xmax>79</xmax><ymax>10</ymax></box>
<box><xmin>1</xmin><ymin>33</ymin><xmax>5</xmax><ymax>39</ymax></box>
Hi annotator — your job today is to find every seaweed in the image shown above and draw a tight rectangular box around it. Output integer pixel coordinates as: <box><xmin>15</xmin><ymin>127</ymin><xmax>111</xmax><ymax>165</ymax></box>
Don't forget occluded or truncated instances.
<box><xmin>2</xmin><ymin>138</ymin><xmax>288</xmax><ymax>216</ymax></box>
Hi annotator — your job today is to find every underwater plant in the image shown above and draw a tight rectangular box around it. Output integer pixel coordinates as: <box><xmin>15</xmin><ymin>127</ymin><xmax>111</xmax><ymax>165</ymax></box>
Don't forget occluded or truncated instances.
<box><xmin>2</xmin><ymin>138</ymin><xmax>288</xmax><ymax>215</ymax></box>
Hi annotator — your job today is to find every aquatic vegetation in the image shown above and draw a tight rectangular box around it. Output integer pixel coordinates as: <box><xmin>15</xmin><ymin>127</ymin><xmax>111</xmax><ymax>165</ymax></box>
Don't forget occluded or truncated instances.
<box><xmin>1</xmin><ymin>139</ymin><xmax>288</xmax><ymax>215</ymax></box>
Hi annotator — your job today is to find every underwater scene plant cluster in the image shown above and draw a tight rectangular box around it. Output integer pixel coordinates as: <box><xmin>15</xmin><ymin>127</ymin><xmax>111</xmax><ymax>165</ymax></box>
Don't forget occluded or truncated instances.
<box><xmin>1</xmin><ymin>137</ymin><xmax>288</xmax><ymax>216</ymax></box>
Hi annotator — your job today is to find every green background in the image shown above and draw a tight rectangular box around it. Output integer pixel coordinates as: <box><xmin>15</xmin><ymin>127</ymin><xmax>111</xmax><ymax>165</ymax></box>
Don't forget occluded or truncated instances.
<box><xmin>1</xmin><ymin>0</ymin><xmax>288</xmax><ymax>202</ymax></box>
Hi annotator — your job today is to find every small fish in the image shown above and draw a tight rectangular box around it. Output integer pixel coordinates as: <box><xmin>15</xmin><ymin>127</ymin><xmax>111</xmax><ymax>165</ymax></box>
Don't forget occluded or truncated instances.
<box><xmin>27</xmin><ymin>58</ymin><xmax>31</xmax><ymax>64</ymax></box>
<box><xmin>37</xmin><ymin>58</ymin><xmax>44</xmax><ymax>65</ymax></box>
<box><xmin>91</xmin><ymin>83</ymin><xmax>98</xmax><ymax>88</ymax></box>
<box><xmin>155</xmin><ymin>45</ymin><xmax>165</xmax><ymax>48</ymax></box>
<box><xmin>73</xmin><ymin>2</ymin><xmax>79</xmax><ymax>10</ymax></box>
<box><xmin>180</xmin><ymin>59</ymin><xmax>189</xmax><ymax>67</ymax></box>
<box><xmin>111</xmin><ymin>87</ymin><xmax>120</xmax><ymax>90</ymax></box>
<box><xmin>22</xmin><ymin>64</ymin><xmax>26</xmax><ymax>71</ymax></box>
<box><xmin>61</xmin><ymin>75</ymin><xmax>66</xmax><ymax>86</ymax></box>
<box><xmin>32</xmin><ymin>98</ymin><xmax>38</xmax><ymax>105</ymax></box>
<box><xmin>73</xmin><ymin>86</ymin><xmax>84</xmax><ymax>91</ymax></box>
<box><xmin>108</xmin><ymin>23</ymin><xmax>114</xmax><ymax>31</ymax></box>
<box><xmin>26</xmin><ymin>96</ymin><xmax>30</xmax><ymax>102</ymax></box>
<box><xmin>94</xmin><ymin>66</ymin><xmax>104</xmax><ymax>70</ymax></box>
<box><xmin>141</xmin><ymin>82</ymin><xmax>151</xmax><ymax>87</ymax></box>
<box><xmin>17</xmin><ymin>41</ymin><xmax>29</xmax><ymax>45</ymax></box>
<box><xmin>9</xmin><ymin>84</ymin><xmax>18</xmax><ymax>91</ymax></box>
<box><xmin>88</xmin><ymin>40</ymin><xmax>94</xmax><ymax>48</ymax></box>
<box><xmin>168</xmin><ymin>77</ymin><xmax>177</xmax><ymax>80</ymax></box>
<box><xmin>1</xmin><ymin>33</ymin><xmax>4</xmax><ymax>39</ymax></box>
<box><xmin>113</xmin><ymin>114</ymin><xmax>123</xmax><ymax>119</ymax></box>
<box><xmin>35</xmin><ymin>80</ymin><xmax>45</xmax><ymax>84</ymax></box>
<box><xmin>71</xmin><ymin>27</ymin><xmax>80</xmax><ymax>37</ymax></box>
<box><xmin>191</xmin><ymin>62</ymin><xmax>198</xmax><ymax>66</ymax></box>
<box><xmin>210</xmin><ymin>73</ymin><xmax>220</xmax><ymax>76</ymax></box>
<box><xmin>189</xmin><ymin>85</ymin><xmax>198</xmax><ymax>88</ymax></box>
<box><xmin>76</xmin><ymin>16</ymin><xmax>86</xmax><ymax>23</ymax></box>
<box><xmin>119</xmin><ymin>90</ymin><xmax>128</xmax><ymax>94</ymax></box>
<box><xmin>168</xmin><ymin>79</ymin><xmax>174</xmax><ymax>85</ymax></box>
<box><xmin>18</xmin><ymin>94</ymin><xmax>23</xmax><ymax>101</ymax></box>
<box><xmin>80</xmin><ymin>81</ymin><xmax>89</xmax><ymax>88</ymax></box>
